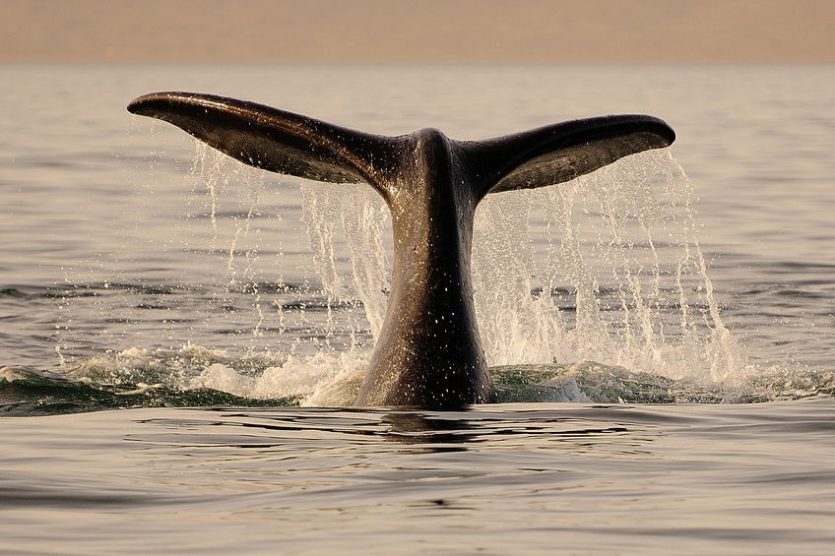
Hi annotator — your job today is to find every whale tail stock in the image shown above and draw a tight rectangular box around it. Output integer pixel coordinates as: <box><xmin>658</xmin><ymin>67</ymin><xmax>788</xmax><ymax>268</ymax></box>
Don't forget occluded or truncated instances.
<box><xmin>127</xmin><ymin>92</ymin><xmax>674</xmax><ymax>200</ymax></box>
<box><xmin>128</xmin><ymin>92</ymin><xmax>675</xmax><ymax>408</ymax></box>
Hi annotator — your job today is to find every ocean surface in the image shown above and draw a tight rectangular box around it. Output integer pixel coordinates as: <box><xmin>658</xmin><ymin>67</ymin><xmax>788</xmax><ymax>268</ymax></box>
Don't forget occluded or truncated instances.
<box><xmin>1</xmin><ymin>65</ymin><xmax>833</xmax><ymax>554</ymax></box>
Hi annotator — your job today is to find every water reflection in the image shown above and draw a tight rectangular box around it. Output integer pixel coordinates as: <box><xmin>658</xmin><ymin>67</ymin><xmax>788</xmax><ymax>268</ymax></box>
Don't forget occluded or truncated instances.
<box><xmin>123</xmin><ymin>406</ymin><xmax>665</xmax><ymax>458</ymax></box>
<box><xmin>377</xmin><ymin>408</ymin><xmax>650</xmax><ymax>455</ymax></box>
<box><xmin>381</xmin><ymin>412</ymin><xmax>476</xmax><ymax>450</ymax></box>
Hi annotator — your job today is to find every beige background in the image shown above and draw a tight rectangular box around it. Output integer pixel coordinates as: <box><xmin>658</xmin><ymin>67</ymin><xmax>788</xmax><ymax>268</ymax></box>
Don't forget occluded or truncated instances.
<box><xmin>2</xmin><ymin>0</ymin><xmax>834</xmax><ymax>64</ymax></box>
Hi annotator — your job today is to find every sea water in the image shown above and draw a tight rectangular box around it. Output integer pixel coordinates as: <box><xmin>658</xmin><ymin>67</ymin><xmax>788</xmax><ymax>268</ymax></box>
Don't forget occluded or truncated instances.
<box><xmin>0</xmin><ymin>65</ymin><xmax>833</xmax><ymax>554</ymax></box>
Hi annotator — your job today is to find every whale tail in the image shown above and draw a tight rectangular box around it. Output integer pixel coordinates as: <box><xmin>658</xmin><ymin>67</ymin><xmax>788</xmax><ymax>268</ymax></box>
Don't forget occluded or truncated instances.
<box><xmin>128</xmin><ymin>92</ymin><xmax>674</xmax><ymax>202</ymax></box>
<box><xmin>128</xmin><ymin>92</ymin><xmax>402</xmax><ymax>193</ymax></box>
<box><xmin>128</xmin><ymin>91</ymin><xmax>675</xmax><ymax>408</ymax></box>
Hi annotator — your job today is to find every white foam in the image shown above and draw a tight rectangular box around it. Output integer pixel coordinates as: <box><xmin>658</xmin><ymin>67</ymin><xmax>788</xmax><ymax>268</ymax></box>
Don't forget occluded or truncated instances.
<box><xmin>189</xmin><ymin>363</ymin><xmax>256</xmax><ymax>396</ymax></box>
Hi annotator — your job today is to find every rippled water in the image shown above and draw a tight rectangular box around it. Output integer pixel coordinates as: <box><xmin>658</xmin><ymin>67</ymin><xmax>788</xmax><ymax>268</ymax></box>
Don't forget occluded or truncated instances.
<box><xmin>3</xmin><ymin>401</ymin><xmax>834</xmax><ymax>554</ymax></box>
<box><xmin>1</xmin><ymin>65</ymin><xmax>834</xmax><ymax>553</ymax></box>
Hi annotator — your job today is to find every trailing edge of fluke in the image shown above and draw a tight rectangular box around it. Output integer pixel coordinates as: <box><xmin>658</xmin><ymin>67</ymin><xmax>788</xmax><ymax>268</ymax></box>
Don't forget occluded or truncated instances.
<box><xmin>128</xmin><ymin>92</ymin><xmax>675</xmax><ymax>409</ymax></box>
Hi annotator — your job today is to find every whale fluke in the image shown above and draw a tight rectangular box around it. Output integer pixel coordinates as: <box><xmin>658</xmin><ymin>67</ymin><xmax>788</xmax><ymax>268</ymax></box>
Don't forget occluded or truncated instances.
<box><xmin>128</xmin><ymin>92</ymin><xmax>399</xmax><ymax>188</ymax></box>
<box><xmin>462</xmin><ymin>115</ymin><xmax>675</xmax><ymax>196</ymax></box>
<box><xmin>128</xmin><ymin>92</ymin><xmax>675</xmax><ymax>409</ymax></box>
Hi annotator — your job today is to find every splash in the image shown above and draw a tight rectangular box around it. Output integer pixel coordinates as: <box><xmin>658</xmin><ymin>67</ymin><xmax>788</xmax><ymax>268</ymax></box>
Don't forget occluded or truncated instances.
<box><xmin>45</xmin><ymin>146</ymin><xmax>761</xmax><ymax>410</ymax></box>
<box><xmin>300</xmin><ymin>149</ymin><xmax>750</xmax><ymax>391</ymax></box>
<box><xmin>4</xmin><ymin>347</ymin><xmax>831</xmax><ymax>415</ymax></box>
<box><xmin>186</xmin><ymin>147</ymin><xmax>269</xmax><ymax>350</ymax></box>
<box><xmin>300</xmin><ymin>183</ymin><xmax>391</xmax><ymax>340</ymax></box>
<box><xmin>471</xmin><ymin>150</ymin><xmax>747</xmax><ymax>383</ymax></box>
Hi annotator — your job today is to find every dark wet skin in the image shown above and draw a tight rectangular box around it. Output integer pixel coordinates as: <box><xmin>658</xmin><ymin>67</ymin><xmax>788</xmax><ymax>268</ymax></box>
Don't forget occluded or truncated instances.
<box><xmin>128</xmin><ymin>92</ymin><xmax>675</xmax><ymax>408</ymax></box>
